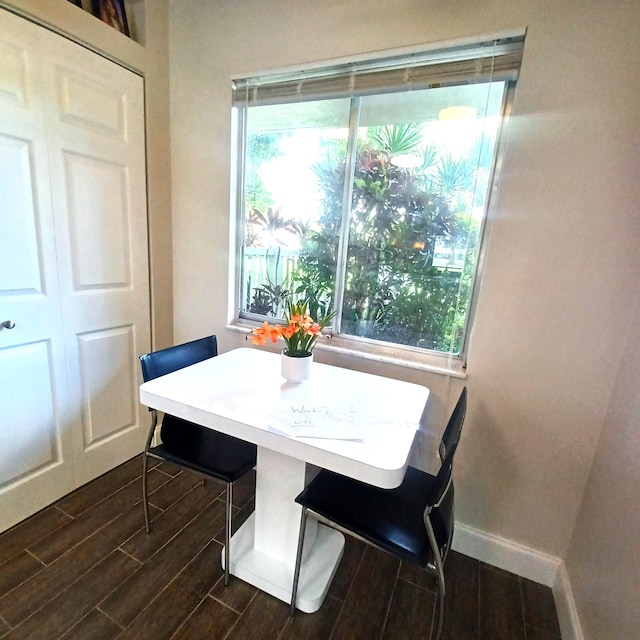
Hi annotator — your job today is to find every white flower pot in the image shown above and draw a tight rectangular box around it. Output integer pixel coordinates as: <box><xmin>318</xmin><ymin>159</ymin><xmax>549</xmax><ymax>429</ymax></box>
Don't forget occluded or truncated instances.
<box><xmin>281</xmin><ymin>351</ymin><xmax>313</xmax><ymax>383</ymax></box>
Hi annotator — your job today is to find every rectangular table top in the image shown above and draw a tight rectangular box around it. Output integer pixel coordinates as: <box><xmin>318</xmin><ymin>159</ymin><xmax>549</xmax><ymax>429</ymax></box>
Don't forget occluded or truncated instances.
<box><xmin>139</xmin><ymin>347</ymin><xmax>430</xmax><ymax>489</ymax></box>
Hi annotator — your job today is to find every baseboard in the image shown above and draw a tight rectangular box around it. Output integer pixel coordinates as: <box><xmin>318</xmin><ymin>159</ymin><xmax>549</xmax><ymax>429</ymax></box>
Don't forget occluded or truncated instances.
<box><xmin>552</xmin><ymin>561</ymin><xmax>585</xmax><ymax>640</ymax></box>
<box><xmin>452</xmin><ymin>523</ymin><xmax>585</xmax><ymax>639</ymax></box>
<box><xmin>452</xmin><ymin>522</ymin><xmax>561</xmax><ymax>586</ymax></box>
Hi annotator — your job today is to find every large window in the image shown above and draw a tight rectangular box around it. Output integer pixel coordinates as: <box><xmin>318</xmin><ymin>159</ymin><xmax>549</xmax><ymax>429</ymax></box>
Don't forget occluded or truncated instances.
<box><xmin>233</xmin><ymin>36</ymin><xmax>523</xmax><ymax>359</ymax></box>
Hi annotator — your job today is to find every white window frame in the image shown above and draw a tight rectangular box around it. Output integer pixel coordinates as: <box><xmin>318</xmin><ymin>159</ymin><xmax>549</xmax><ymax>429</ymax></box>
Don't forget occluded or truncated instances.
<box><xmin>229</xmin><ymin>34</ymin><xmax>524</xmax><ymax>375</ymax></box>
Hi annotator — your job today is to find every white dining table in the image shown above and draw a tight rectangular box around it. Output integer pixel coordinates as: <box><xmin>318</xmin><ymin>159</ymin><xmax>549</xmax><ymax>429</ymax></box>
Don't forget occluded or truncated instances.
<box><xmin>139</xmin><ymin>347</ymin><xmax>429</xmax><ymax>613</ymax></box>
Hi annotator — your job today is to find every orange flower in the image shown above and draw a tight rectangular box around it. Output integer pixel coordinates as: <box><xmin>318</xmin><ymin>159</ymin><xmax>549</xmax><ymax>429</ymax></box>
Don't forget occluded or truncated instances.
<box><xmin>281</xmin><ymin>323</ymin><xmax>296</xmax><ymax>339</ymax></box>
<box><xmin>251</xmin><ymin>321</ymin><xmax>281</xmax><ymax>345</ymax></box>
<box><xmin>250</xmin><ymin>296</ymin><xmax>336</xmax><ymax>357</ymax></box>
<box><xmin>306</xmin><ymin>323</ymin><xmax>321</xmax><ymax>335</ymax></box>
<box><xmin>289</xmin><ymin>314</ymin><xmax>305</xmax><ymax>328</ymax></box>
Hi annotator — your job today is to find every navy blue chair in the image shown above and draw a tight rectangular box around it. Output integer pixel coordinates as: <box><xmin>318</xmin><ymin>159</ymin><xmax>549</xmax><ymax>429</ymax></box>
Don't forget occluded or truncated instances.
<box><xmin>290</xmin><ymin>387</ymin><xmax>467</xmax><ymax>639</ymax></box>
<box><xmin>139</xmin><ymin>335</ymin><xmax>257</xmax><ymax>586</ymax></box>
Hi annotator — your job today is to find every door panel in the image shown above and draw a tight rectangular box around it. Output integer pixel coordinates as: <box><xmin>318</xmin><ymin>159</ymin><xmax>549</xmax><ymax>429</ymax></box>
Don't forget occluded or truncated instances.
<box><xmin>0</xmin><ymin>37</ymin><xmax>28</xmax><ymax>108</ymax></box>
<box><xmin>0</xmin><ymin>9</ymin><xmax>75</xmax><ymax>530</ymax></box>
<box><xmin>57</xmin><ymin>67</ymin><xmax>127</xmax><ymax>139</ymax></box>
<box><xmin>77</xmin><ymin>326</ymin><xmax>137</xmax><ymax>449</ymax></box>
<box><xmin>0</xmin><ymin>8</ymin><xmax>150</xmax><ymax>529</ymax></box>
<box><xmin>42</xmin><ymin>22</ymin><xmax>150</xmax><ymax>486</ymax></box>
<box><xmin>64</xmin><ymin>152</ymin><xmax>131</xmax><ymax>288</ymax></box>
<box><xmin>0</xmin><ymin>135</ymin><xmax>43</xmax><ymax>293</ymax></box>
<box><xmin>0</xmin><ymin>341</ymin><xmax>59</xmax><ymax>486</ymax></box>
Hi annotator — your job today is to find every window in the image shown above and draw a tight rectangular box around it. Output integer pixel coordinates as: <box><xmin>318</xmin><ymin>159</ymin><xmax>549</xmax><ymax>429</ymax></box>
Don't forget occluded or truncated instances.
<box><xmin>233</xmin><ymin>36</ymin><xmax>523</xmax><ymax>360</ymax></box>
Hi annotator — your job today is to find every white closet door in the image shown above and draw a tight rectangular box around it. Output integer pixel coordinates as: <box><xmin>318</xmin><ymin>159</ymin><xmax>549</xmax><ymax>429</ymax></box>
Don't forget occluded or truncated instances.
<box><xmin>42</xmin><ymin>26</ymin><xmax>150</xmax><ymax>485</ymax></box>
<box><xmin>0</xmin><ymin>9</ymin><xmax>76</xmax><ymax>530</ymax></box>
<box><xmin>0</xmin><ymin>8</ymin><xmax>150</xmax><ymax>530</ymax></box>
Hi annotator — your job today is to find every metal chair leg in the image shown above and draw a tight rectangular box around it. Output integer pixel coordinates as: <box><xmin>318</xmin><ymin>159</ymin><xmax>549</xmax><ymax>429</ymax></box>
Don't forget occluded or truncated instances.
<box><xmin>434</xmin><ymin>569</ymin><xmax>445</xmax><ymax>640</ymax></box>
<box><xmin>142</xmin><ymin>411</ymin><xmax>157</xmax><ymax>535</ymax></box>
<box><xmin>442</xmin><ymin>497</ymin><xmax>455</xmax><ymax>565</ymax></box>
<box><xmin>142</xmin><ymin>453</ymin><xmax>151</xmax><ymax>534</ymax></box>
<box><xmin>426</xmin><ymin>515</ymin><xmax>446</xmax><ymax>640</ymax></box>
<box><xmin>224</xmin><ymin>482</ymin><xmax>233</xmax><ymax>586</ymax></box>
<box><xmin>290</xmin><ymin>506</ymin><xmax>308</xmax><ymax>616</ymax></box>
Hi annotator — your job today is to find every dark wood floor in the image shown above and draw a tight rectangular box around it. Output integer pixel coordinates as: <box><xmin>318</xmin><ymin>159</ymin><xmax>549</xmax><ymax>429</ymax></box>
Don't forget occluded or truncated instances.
<box><xmin>0</xmin><ymin>456</ymin><xmax>561</xmax><ymax>640</ymax></box>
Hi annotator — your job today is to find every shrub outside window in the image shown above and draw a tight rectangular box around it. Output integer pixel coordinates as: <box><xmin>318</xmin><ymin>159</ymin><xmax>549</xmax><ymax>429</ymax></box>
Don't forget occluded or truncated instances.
<box><xmin>233</xmin><ymin>36</ymin><xmax>523</xmax><ymax>359</ymax></box>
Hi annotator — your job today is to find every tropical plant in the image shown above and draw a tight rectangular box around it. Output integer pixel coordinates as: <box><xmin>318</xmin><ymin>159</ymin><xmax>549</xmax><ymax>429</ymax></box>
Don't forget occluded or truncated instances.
<box><xmin>248</xmin><ymin>273</ymin><xmax>290</xmax><ymax>317</ymax></box>
<box><xmin>295</xmin><ymin>126</ymin><xmax>473</xmax><ymax>352</ymax></box>
<box><xmin>245</xmin><ymin>116</ymin><xmax>491</xmax><ymax>354</ymax></box>
<box><xmin>368</xmin><ymin>123</ymin><xmax>423</xmax><ymax>155</ymax></box>
<box><xmin>246</xmin><ymin>206</ymin><xmax>301</xmax><ymax>248</ymax></box>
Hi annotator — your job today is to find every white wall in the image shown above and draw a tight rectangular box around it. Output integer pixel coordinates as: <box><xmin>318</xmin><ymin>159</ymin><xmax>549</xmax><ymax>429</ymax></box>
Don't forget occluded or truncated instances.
<box><xmin>168</xmin><ymin>0</ymin><xmax>640</xmax><ymax>571</ymax></box>
<box><xmin>564</xmin><ymin>290</ymin><xmax>640</xmax><ymax>640</ymax></box>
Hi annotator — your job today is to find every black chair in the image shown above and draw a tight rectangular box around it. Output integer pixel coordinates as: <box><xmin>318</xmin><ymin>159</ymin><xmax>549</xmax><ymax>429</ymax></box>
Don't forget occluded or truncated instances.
<box><xmin>139</xmin><ymin>335</ymin><xmax>257</xmax><ymax>586</ymax></box>
<box><xmin>290</xmin><ymin>387</ymin><xmax>467</xmax><ymax>639</ymax></box>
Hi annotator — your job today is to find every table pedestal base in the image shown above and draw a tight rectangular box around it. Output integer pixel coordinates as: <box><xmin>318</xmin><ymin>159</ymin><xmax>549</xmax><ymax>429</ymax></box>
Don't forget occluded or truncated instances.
<box><xmin>222</xmin><ymin>446</ymin><xmax>344</xmax><ymax>612</ymax></box>
<box><xmin>224</xmin><ymin>512</ymin><xmax>344</xmax><ymax>613</ymax></box>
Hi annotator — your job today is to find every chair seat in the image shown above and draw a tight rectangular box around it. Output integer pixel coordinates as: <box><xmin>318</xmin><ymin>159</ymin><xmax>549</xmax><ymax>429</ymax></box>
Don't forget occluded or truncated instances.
<box><xmin>152</xmin><ymin>415</ymin><xmax>257</xmax><ymax>483</ymax></box>
<box><xmin>295</xmin><ymin>466</ymin><xmax>452</xmax><ymax>567</ymax></box>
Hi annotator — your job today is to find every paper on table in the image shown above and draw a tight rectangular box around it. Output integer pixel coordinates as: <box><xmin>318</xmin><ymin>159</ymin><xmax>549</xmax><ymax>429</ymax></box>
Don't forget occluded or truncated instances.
<box><xmin>268</xmin><ymin>402</ymin><xmax>364</xmax><ymax>441</ymax></box>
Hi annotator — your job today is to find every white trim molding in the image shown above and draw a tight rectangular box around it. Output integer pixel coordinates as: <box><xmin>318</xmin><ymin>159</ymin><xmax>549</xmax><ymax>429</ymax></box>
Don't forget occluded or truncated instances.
<box><xmin>452</xmin><ymin>522</ymin><xmax>584</xmax><ymax>640</ymax></box>
<box><xmin>452</xmin><ymin>522</ymin><xmax>561</xmax><ymax>585</ymax></box>
<box><xmin>553</xmin><ymin>562</ymin><xmax>585</xmax><ymax>640</ymax></box>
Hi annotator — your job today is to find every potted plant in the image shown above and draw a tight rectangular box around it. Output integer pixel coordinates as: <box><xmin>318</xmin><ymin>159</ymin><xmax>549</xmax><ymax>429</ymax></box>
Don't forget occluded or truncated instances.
<box><xmin>251</xmin><ymin>296</ymin><xmax>334</xmax><ymax>382</ymax></box>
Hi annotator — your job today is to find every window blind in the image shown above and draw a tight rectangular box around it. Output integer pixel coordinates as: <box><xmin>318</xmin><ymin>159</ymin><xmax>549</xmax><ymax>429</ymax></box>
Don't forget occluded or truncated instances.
<box><xmin>233</xmin><ymin>35</ymin><xmax>524</xmax><ymax>107</ymax></box>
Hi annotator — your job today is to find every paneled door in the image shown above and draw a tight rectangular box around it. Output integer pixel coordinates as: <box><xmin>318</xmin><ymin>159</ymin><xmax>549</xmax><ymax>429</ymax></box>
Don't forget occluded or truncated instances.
<box><xmin>42</xmin><ymin>17</ymin><xmax>151</xmax><ymax>486</ymax></box>
<box><xmin>0</xmin><ymin>8</ymin><xmax>150</xmax><ymax>531</ymax></box>
<box><xmin>0</xmin><ymin>10</ymin><xmax>75</xmax><ymax>530</ymax></box>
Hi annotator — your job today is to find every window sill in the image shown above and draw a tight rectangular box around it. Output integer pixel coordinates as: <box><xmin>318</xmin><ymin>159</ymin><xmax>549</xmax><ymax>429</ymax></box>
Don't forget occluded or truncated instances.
<box><xmin>225</xmin><ymin>322</ymin><xmax>467</xmax><ymax>379</ymax></box>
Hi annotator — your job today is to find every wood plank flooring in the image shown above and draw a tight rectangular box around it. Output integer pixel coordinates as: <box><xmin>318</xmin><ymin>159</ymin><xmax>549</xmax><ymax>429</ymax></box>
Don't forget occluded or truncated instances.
<box><xmin>0</xmin><ymin>456</ymin><xmax>562</xmax><ymax>639</ymax></box>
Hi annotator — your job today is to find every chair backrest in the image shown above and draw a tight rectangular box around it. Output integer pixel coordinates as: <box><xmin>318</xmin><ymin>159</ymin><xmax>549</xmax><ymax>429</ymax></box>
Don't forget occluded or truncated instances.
<box><xmin>438</xmin><ymin>386</ymin><xmax>467</xmax><ymax>464</ymax></box>
<box><xmin>427</xmin><ymin>387</ymin><xmax>467</xmax><ymax>509</ymax></box>
<box><xmin>139</xmin><ymin>335</ymin><xmax>218</xmax><ymax>382</ymax></box>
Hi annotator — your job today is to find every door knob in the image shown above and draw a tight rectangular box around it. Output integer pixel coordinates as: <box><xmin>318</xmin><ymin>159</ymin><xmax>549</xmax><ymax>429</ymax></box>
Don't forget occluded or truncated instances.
<box><xmin>1</xmin><ymin>320</ymin><xmax>16</xmax><ymax>329</ymax></box>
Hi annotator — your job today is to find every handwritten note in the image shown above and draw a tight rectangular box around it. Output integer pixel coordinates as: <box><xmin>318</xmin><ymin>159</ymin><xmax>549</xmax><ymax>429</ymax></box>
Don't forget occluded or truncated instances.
<box><xmin>268</xmin><ymin>402</ymin><xmax>364</xmax><ymax>441</ymax></box>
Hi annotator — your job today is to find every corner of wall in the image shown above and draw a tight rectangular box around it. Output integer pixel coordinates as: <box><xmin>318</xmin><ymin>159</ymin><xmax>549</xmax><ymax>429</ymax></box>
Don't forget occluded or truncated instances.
<box><xmin>453</xmin><ymin>522</ymin><xmax>585</xmax><ymax>640</ymax></box>
<box><xmin>553</xmin><ymin>561</ymin><xmax>585</xmax><ymax>640</ymax></box>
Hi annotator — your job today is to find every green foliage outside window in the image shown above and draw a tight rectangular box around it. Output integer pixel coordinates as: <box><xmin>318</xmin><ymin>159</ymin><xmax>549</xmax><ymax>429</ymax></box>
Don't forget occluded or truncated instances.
<box><xmin>244</xmin><ymin>121</ymin><xmax>493</xmax><ymax>355</ymax></box>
